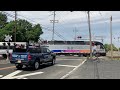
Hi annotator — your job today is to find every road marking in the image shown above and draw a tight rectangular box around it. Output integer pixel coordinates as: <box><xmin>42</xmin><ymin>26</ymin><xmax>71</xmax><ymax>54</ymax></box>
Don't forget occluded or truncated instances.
<box><xmin>0</xmin><ymin>66</ymin><xmax>15</xmax><ymax>70</ymax></box>
<box><xmin>1</xmin><ymin>70</ymin><xmax>44</xmax><ymax>79</ymax></box>
<box><xmin>11</xmin><ymin>72</ymin><xmax>44</xmax><ymax>79</ymax></box>
<box><xmin>55</xmin><ymin>64</ymin><xmax>77</xmax><ymax>68</ymax></box>
<box><xmin>1</xmin><ymin>70</ymin><xmax>22</xmax><ymax>79</ymax></box>
<box><xmin>16</xmin><ymin>77</ymin><xmax>27</xmax><ymax>79</ymax></box>
<box><xmin>0</xmin><ymin>75</ymin><xmax>3</xmax><ymax>78</ymax></box>
<box><xmin>57</xmin><ymin>59</ymin><xmax>83</xmax><ymax>61</ymax></box>
<box><xmin>22</xmin><ymin>78</ymin><xmax>27</xmax><ymax>79</ymax></box>
<box><xmin>60</xmin><ymin>59</ymin><xmax>87</xmax><ymax>79</ymax></box>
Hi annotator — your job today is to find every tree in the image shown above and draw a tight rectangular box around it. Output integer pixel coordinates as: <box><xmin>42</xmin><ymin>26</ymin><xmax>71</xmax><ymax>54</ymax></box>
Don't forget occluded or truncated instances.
<box><xmin>0</xmin><ymin>19</ymin><xmax>43</xmax><ymax>42</ymax></box>
<box><xmin>104</xmin><ymin>44</ymin><xmax>110</xmax><ymax>52</ymax></box>
<box><xmin>0</xmin><ymin>12</ymin><xmax>7</xmax><ymax>29</ymax></box>
<box><xmin>112</xmin><ymin>44</ymin><xmax>118</xmax><ymax>51</ymax></box>
<box><xmin>104</xmin><ymin>44</ymin><xmax>118</xmax><ymax>52</ymax></box>
<box><xmin>0</xmin><ymin>29</ymin><xmax>8</xmax><ymax>41</ymax></box>
<box><xmin>32</xmin><ymin>24</ymin><xmax>43</xmax><ymax>42</ymax></box>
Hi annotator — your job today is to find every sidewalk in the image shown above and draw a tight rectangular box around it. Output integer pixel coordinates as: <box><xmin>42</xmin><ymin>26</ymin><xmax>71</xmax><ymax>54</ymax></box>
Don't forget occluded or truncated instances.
<box><xmin>0</xmin><ymin>59</ymin><xmax>10</xmax><ymax>64</ymax></box>
<box><xmin>66</xmin><ymin>58</ymin><xmax>120</xmax><ymax>79</ymax></box>
<box><xmin>0</xmin><ymin>55</ymin><xmax>10</xmax><ymax>64</ymax></box>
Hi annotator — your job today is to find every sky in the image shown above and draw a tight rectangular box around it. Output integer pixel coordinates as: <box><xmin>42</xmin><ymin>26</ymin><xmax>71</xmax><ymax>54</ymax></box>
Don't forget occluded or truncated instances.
<box><xmin>3</xmin><ymin>11</ymin><xmax>120</xmax><ymax>48</ymax></box>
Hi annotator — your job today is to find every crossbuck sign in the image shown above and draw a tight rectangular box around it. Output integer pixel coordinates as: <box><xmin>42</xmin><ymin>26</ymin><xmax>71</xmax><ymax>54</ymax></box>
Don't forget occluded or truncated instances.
<box><xmin>4</xmin><ymin>35</ymin><xmax>12</xmax><ymax>42</ymax></box>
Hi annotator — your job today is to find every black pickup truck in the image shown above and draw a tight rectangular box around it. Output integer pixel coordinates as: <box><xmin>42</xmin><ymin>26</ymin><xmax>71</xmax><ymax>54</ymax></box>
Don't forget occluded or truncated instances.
<box><xmin>10</xmin><ymin>46</ymin><xmax>56</xmax><ymax>70</ymax></box>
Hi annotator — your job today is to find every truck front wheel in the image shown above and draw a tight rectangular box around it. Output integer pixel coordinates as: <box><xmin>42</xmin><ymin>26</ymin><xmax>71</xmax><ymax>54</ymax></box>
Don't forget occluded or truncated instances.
<box><xmin>51</xmin><ymin>58</ymin><xmax>56</xmax><ymax>65</ymax></box>
<box><xmin>16</xmin><ymin>64</ymin><xmax>23</xmax><ymax>70</ymax></box>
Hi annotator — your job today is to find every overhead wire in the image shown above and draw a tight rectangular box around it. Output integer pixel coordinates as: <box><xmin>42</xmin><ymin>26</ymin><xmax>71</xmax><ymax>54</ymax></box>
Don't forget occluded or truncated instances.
<box><xmin>2</xmin><ymin>11</ymin><xmax>67</xmax><ymax>41</ymax></box>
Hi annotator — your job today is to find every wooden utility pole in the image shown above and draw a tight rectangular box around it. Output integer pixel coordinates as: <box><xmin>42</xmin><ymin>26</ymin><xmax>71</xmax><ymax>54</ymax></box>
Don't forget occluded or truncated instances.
<box><xmin>87</xmin><ymin>11</ymin><xmax>92</xmax><ymax>59</ymax></box>
<box><xmin>110</xmin><ymin>16</ymin><xmax>113</xmax><ymax>60</ymax></box>
<box><xmin>73</xmin><ymin>27</ymin><xmax>78</xmax><ymax>41</ymax></box>
<box><xmin>50</xmin><ymin>11</ymin><xmax>58</xmax><ymax>44</ymax></box>
<box><xmin>52</xmin><ymin>11</ymin><xmax>55</xmax><ymax>41</ymax></box>
<box><xmin>14</xmin><ymin>11</ymin><xmax>17</xmax><ymax>42</ymax></box>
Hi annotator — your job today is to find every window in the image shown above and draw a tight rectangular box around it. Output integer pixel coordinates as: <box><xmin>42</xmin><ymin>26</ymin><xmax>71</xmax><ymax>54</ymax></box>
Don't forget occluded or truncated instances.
<box><xmin>71</xmin><ymin>47</ymin><xmax>73</xmax><ymax>49</ymax></box>
<box><xmin>47</xmin><ymin>49</ymin><xmax>50</xmax><ymax>53</ymax></box>
<box><xmin>37</xmin><ymin>48</ymin><xmax>41</xmax><ymax>53</ymax></box>
<box><xmin>28</xmin><ymin>48</ymin><xmax>37</xmax><ymax>53</ymax></box>
<box><xmin>100</xmin><ymin>45</ymin><xmax>104</xmax><ymax>49</ymax></box>
<box><xmin>41</xmin><ymin>48</ymin><xmax>47</xmax><ymax>53</ymax></box>
<box><xmin>67</xmin><ymin>47</ymin><xmax>70</xmax><ymax>49</ymax></box>
<box><xmin>13</xmin><ymin>48</ymin><xmax>27</xmax><ymax>52</ymax></box>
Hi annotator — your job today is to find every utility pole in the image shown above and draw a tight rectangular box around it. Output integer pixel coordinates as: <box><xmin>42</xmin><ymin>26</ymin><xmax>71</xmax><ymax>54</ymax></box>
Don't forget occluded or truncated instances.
<box><xmin>52</xmin><ymin>11</ymin><xmax>55</xmax><ymax>42</ymax></box>
<box><xmin>87</xmin><ymin>11</ymin><xmax>92</xmax><ymax>59</ymax></box>
<box><xmin>14</xmin><ymin>11</ymin><xmax>17</xmax><ymax>42</ymax></box>
<box><xmin>110</xmin><ymin>16</ymin><xmax>113</xmax><ymax>60</ymax></box>
<box><xmin>50</xmin><ymin>11</ymin><xmax>58</xmax><ymax>44</ymax></box>
<box><xmin>73</xmin><ymin>27</ymin><xmax>77</xmax><ymax>41</ymax></box>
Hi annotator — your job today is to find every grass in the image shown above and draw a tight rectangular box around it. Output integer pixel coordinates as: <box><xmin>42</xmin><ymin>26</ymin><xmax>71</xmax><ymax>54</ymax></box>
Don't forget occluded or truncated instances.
<box><xmin>107</xmin><ymin>56</ymin><xmax>120</xmax><ymax>60</ymax></box>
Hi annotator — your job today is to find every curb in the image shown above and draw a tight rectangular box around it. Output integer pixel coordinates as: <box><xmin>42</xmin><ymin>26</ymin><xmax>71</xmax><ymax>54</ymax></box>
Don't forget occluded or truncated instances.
<box><xmin>0</xmin><ymin>60</ymin><xmax>10</xmax><ymax>64</ymax></box>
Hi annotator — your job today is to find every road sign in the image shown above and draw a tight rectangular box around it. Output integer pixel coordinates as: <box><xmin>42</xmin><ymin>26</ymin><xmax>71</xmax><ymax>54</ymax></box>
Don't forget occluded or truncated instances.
<box><xmin>4</xmin><ymin>35</ymin><xmax>12</xmax><ymax>42</ymax></box>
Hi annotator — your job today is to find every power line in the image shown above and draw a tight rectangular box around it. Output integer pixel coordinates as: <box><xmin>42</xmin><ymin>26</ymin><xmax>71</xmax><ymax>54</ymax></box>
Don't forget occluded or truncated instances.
<box><xmin>2</xmin><ymin>11</ymin><xmax>68</xmax><ymax>41</ymax></box>
<box><xmin>43</xmin><ymin>27</ymin><xmax>66</xmax><ymax>41</ymax></box>
<box><xmin>98</xmin><ymin>11</ymin><xmax>108</xmax><ymax>25</ymax></box>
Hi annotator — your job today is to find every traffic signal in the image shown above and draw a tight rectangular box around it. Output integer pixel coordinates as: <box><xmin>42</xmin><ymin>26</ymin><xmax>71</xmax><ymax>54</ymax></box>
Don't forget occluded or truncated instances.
<box><xmin>77</xmin><ymin>36</ymin><xmax>82</xmax><ymax>39</ymax></box>
<box><xmin>14</xmin><ymin>43</ymin><xmax>16</xmax><ymax>46</ymax></box>
<box><xmin>3</xmin><ymin>43</ymin><xmax>6</xmax><ymax>46</ymax></box>
<box><xmin>7</xmin><ymin>42</ymin><xmax>10</xmax><ymax>46</ymax></box>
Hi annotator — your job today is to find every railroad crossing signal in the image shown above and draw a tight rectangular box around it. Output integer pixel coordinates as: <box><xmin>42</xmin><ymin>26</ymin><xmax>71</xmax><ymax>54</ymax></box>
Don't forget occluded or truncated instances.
<box><xmin>4</xmin><ymin>35</ymin><xmax>12</xmax><ymax>42</ymax></box>
<box><xmin>77</xmin><ymin>36</ymin><xmax>82</xmax><ymax>39</ymax></box>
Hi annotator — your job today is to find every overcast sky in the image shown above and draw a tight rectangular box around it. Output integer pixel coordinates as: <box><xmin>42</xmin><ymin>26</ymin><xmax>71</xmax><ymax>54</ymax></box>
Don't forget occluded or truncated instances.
<box><xmin>4</xmin><ymin>11</ymin><xmax>120</xmax><ymax>48</ymax></box>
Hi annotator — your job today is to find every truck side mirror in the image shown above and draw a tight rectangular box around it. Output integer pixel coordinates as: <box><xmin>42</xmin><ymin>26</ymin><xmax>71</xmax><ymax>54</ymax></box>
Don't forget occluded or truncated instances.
<box><xmin>50</xmin><ymin>51</ymin><xmax>53</xmax><ymax>53</ymax></box>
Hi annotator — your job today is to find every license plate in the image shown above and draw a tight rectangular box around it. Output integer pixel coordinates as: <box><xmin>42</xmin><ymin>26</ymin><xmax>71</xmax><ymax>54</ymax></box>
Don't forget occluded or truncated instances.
<box><xmin>17</xmin><ymin>60</ymin><xmax>21</xmax><ymax>63</ymax></box>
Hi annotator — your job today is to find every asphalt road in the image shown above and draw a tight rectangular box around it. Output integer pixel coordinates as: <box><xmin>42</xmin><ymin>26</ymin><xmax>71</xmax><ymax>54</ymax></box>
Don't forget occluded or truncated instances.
<box><xmin>1</xmin><ymin>56</ymin><xmax>120</xmax><ymax>79</ymax></box>
<box><xmin>0</xmin><ymin>56</ymin><xmax>86</xmax><ymax>79</ymax></box>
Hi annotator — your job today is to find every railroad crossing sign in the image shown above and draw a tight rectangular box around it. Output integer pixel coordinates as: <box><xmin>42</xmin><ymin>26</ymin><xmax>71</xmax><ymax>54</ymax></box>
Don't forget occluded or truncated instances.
<box><xmin>4</xmin><ymin>35</ymin><xmax>12</xmax><ymax>42</ymax></box>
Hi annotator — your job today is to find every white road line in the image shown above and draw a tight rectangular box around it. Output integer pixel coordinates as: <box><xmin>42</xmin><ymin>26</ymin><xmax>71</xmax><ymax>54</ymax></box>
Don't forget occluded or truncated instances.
<box><xmin>55</xmin><ymin>64</ymin><xmax>77</xmax><ymax>68</ymax></box>
<box><xmin>17</xmin><ymin>77</ymin><xmax>28</xmax><ymax>79</ymax></box>
<box><xmin>10</xmin><ymin>72</ymin><xmax>44</xmax><ymax>79</ymax></box>
<box><xmin>0</xmin><ymin>75</ymin><xmax>3</xmax><ymax>78</ymax></box>
<box><xmin>57</xmin><ymin>59</ymin><xmax>83</xmax><ymax>61</ymax></box>
<box><xmin>60</xmin><ymin>59</ymin><xmax>87</xmax><ymax>79</ymax></box>
<box><xmin>22</xmin><ymin>78</ymin><xmax>27</xmax><ymax>79</ymax></box>
<box><xmin>1</xmin><ymin>70</ymin><xmax>22</xmax><ymax>79</ymax></box>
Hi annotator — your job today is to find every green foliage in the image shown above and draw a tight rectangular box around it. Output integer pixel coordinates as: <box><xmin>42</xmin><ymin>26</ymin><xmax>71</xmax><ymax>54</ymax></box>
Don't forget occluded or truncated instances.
<box><xmin>0</xmin><ymin>13</ymin><xmax>43</xmax><ymax>42</ymax></box>
<box><xmin>0</xmin><ymin>12</ymin><xmax>7</xmax><ymax>29</ymax></box>
<box><xmin>104</xmin><ymin>44</ymin><xmax>118</xmax><ymax>52</ymax></box>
